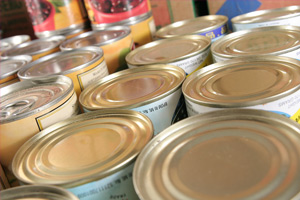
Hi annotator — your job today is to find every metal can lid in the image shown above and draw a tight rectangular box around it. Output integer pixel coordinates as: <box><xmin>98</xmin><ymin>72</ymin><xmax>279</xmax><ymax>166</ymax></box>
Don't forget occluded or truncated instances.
<box><xmin>133</xmin><ymin>108</ymin><xmax>300</xmax><ymax>200</ymax></box>
<box><xmin>0</xmin><ymin>185</ymin><xmax>79</xmax><ymax>200</ymax></box>
<box><xmin>17</xmin><ymin>46</ymin><xmax>104</xmax><ymax>79</ymax></box>
<box><xmin>79</xmin><ymin>65</ymin><xmax>185</xmax><ymax>110</ymax></box>
<box><xmin>231</xmin><ymin>5</ymin><xmax>300</xmax><ymax>24</ymax></box>
<box><xmin>155</xmin><ymin>15</ymin><xmax>228</xmax><ymax>39</ymax></box>
<box><xmin>182</xmin><ymin>55</ymin><xmax>300</xmax><ymax>107</ymax></box>
<box><xmin>211</xmin><ymin>26</ymin><xmax>300</xmax><ymax>59</ymax></box>
<box><xmin>12</xmin><ymin>109</ymin><xmax>153</xmax><ymax>187</ymax></box>
<box><xmin>125</xmin><ymin>35</ymin><xmax>211</xmax><ymax>66</ymax></box>
<box><xmin>1</xmin><ymin>35</ymin><xmax>65</xmax><ymax>57</ymax></box>
<box><xmin>60</xmin><ymin>26</ymin><xmax>131</xmax><ymax>51</ymax></box>
<box><xmin>0</xmin><ymin>55</ymin><xmax>32</xmax><ymax>80</ymax></box>
<box><xmin>0</xmin><ymin>35</ymin><xmax>30</xmax><ymax>47</ymax></box>
<box><xmin>0</xmin><ymin>75</ymin><xmax>74</xmax><ymax>123</ymax></box>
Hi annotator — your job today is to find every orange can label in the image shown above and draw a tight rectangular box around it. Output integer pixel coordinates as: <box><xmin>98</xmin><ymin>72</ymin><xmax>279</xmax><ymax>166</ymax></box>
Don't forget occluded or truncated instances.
<box><xmin>24</xmin><ymin>0</ymin><xmax>87</xmax><ymax>32</ymax></box>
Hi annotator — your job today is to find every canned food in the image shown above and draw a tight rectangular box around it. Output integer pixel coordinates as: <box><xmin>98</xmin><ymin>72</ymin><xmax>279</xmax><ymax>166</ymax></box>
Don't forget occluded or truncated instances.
<box><xmin>126</xmin><ymin>35</ymin><xmax>212</xmax><ymax>75</ymax></box>
<box><xmin>93</xmin><ymin>11</ymin><xmax>156</xmax><ymax>47</ymax></box>
<box><xmin>60</xmin><ymin>26</ymin><xmax>134</xmax><ymax>74</ymax></box>
<box><xmin>0</xmin><ymin>75</ymin><xmax>79</xmax><ymax>169</ymax></box>
<box><xmin>18</xmin><ymin>46</ymin><xmax>109</xmax><ymax>97</ymax></box>
<box><xmin>0</xmin><ymin>35</ymin><xmax>31</xmax><ymax>55</ymax></box>
<box><xmin>1</xmin><ymin>35</ymin><xmax>66</xmax><ymax>61</ymax></box>
<box><xmin>0</xmin><ymin>185</ymin><xmax>79</xmax><ymax>200</ymax></box>
<box><xmin>84</xmin><ymin>0</ymin><xmax>151</xmax><ymax>24</ymax></box>
<box><xmin>24</xmin><ymin>0</ymin><xmax>89</xmax><ymax>38</ymax></box>
<box><xmin>182</xmin><ymin>56</ymin><xmax>300</xmax><ymax>124</ymax></box>
<box><xmin>0</xmin><ymin>55</ymin><xmax>32</xmax><ymax>88</ymax></box>
<box><xmin>12</xmin><ymin>109</ymin><xmax>153</xmax><ymax>200</ymax></box>
<box><xmin>231</xmin><ymin>5</ymin><xmax>300</xmax><ymax>31</ymax></box>
<box><xmin>133</xmin><ymin>108</ymin><xmax>300</xmax><ymax>200</ymax></box>
<box><xmin>63</xmin><ymin>26</ymin><xmax>92</xmax><ymax>40</ymax></box>
<box><xmin>155</xmin><ymin>15</ymin><xmax>228</xmax><ymax>42</ymax></box>
<box><xmin>211</xmin><ymin>25</ymin><xmax>300</xmax><ymax>62</ymax></box>
<box><xmin>79</xmin><ymin>65</ymin><xmax>186</xmax><ymax>135</ymax></box>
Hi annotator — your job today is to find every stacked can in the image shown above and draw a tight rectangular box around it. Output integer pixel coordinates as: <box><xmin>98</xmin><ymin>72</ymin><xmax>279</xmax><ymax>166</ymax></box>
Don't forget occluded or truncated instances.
<box><xmin>0</xmin><ymin>35</ymin><xmax>31</xmax><ymax>56</ymax></box>
<box><xmin>84</xmin><ymin>0</ymin><xmax>155</xmax><ymax>47</ymax></box>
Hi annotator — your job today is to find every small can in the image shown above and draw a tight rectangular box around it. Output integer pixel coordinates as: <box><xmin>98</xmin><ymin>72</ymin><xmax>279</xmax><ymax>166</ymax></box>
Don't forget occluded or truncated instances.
<box><xmin>79</xmin><ymin>65</ymin><xmax>186</xmax><ymax>135</ymax></box>
<box><xmin>133</xmin><ymin>108</ymin><xmax>300</xmax><ymax>200</ymax></box>
<box><xmin>125</xmin><ymin>35</ymin><xmax>212</xmax><ymax>75</ymax></box>
<box><xmin>24</xmin><ymin>0</ymin><xmax>89</xmax><ymax>38</ymax></box>
<box><xmin>93</xmin><ymin>11</ymin><xmax>156</xmax><ymax>47</ymax></box>
<box><xmin>211</xmin><ymin>25</ymin><xmax>300</xmax><ymax>63</ymax></box>
<box><xmin>60</xmin><ymin>26</ymin><xmax>134</xmax><ymax>74</ymax></box>
<box><xmin>84</xmin><ymin>0</ymin><xmax>152</xmax><ymax>24</ymax></box>
<box><xmin>0</xmin><ymin>35</ymin><xmax>31</xmax><ymax>55</ymax></box>
<box><xmin>155</xmin><ymin>15</ymin><xmax>229</xmax><ymax>42</ymax></box>
<box><xmin>0</xmin><ymin>185</ymin><xmax>79</xmax><ymax>200</ymax></box>
<box><xmin>231</xmin><ymin>5</ymin><xmax>300</xmax><ymax>32</ymax></box>
<box><xmin>18</xmin><ymin>46</ymin><xmax>109</xmax><ymax>97</ymax></box>
<box><xmin>0</xmin><ymin>75</ymin><xmax>79</xmax><ymax>170</ymax></box>
<box><xmin>12</xmin><ymin>109</ymin><xmax>153</xmax><ymax>200</ymax></box>
<box><xmin>182</xmin><ymin>56</ymin><xmax>300</xmax><ymax>124</ymax></box>
<box><xmin>0</xmin><ymin>55</ymin><xmax>32</xmax><ymax>88</ymax></box>
<box><xmin>1</xmin><ymin>35</ymin><xmax>66</xmax><ymax>61</ymax></box>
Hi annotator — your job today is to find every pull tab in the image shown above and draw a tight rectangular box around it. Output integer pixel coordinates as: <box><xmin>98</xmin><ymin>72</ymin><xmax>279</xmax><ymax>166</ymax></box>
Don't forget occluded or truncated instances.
<box><xmin>1</xmin><ymin>99</ymin><xmax>35</xmax><ymax>117</ymax></box>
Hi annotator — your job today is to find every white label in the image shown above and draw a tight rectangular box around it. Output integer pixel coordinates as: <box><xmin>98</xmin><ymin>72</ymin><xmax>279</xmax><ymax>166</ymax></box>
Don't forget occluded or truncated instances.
<box><xmin>36</xmin><ymin>92</ymin><xmax>79</xmax><ymax>130</ymax></box>
<box><xmin>233</xmin><ymin>16</ymin><xmax>300</xmax><ymax>31</ymax></box>
<box><xmin>78</xmin><ymin>61</ymin><xmax>109</xmax><ymax>91</ymax></box>
<box><xmin>68</xmin><ymin>162</ymin><xmax>139</xmax><ymax>200</ymax></box>
<box><xmin>212</xmin><ymin>53</ymin><xmax>230</xmax><ymax>63</ymax></box>
<box><xmin>148</xmin><ymin>18</ymin><xmax>156</xmax><ymax>40</ymax></box>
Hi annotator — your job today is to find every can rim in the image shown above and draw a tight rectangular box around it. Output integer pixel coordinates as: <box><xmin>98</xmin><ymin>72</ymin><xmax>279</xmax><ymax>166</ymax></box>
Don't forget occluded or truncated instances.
<box><xmin>0</xmin><ymin>55</ymin><xmax>32</xmax><ymax>80</ymax></box>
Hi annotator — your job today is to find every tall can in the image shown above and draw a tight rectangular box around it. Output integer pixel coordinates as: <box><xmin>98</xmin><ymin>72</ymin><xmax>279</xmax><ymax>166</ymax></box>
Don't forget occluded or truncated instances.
<box><xmin>79</xmin><ymin>65</ymin><xmax>186</xmax><ymax>135</ymax></box>
<box><xmin>24</xmin><ymin>0</ymin><xmax>89</xmax><ymax>38</ymax></box>
<box><xmin>60</xmin><ymin>26</ymin><xmax>134</xmax><ymax>74</ymax></box>
<box><xmin>0</xmin><ymin>75</ymin><xmax>79</xmax><ymax>171</ymax></box>
<box><xmin>12</xmin><ymin>109</ymin><xmax>153</xmax><ymax>200</ymax></box>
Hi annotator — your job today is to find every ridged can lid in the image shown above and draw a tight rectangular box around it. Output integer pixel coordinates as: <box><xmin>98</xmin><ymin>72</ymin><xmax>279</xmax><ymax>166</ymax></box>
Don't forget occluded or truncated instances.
<box><xmin>0</xmin><ymin>55</ymin><xmax>32</xmax><ymax>80</ymax></box>
<box><xmin>133</xmin><ymin>108</ymin><xmax>300</xmax><ymax>200</ymax></box>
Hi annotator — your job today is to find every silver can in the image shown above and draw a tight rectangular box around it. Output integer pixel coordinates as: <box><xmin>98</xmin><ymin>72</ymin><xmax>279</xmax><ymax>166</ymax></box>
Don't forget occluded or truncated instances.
<box><xmin>0</xmin><ymin>35</ymin><xmax>31</xmax><ymax>55</ymax></box>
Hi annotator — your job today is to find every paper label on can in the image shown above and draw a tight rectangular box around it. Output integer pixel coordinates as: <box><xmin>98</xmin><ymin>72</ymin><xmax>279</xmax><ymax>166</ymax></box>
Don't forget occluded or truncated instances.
<box><xmin>199</xmin><ymin>23</ymin><xmax>228</xmax><ymax>42</ymax></box>
<box><xmin>36</xmin><ymin>92</ymin><xmax>79</xmax><ymax>130</ymax></box>
<box><xmin>77</xmin><ymin>60</ymin><xmax>109</xmax><ymax>90</ymax></box>
<box><xmin>232</xmin><ymin>16</ymin><xmax>300</xmax><ymax>31</ymax></box>
<box><xmin>185</xmin><ymin>89</ymin><xmax>300</xmax><ymax>124</ymax></box>
<box><xmin>68</xmin><ymin>162</ymin><xmax>139</xmax><ymax>200</ymax></box>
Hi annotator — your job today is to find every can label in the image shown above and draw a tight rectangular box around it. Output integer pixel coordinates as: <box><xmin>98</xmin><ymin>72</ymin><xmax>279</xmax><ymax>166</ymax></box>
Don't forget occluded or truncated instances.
<box><xmin>84</xmin><ymin>0</ymin><xmax>151</xmax><ymax>24</ymax></box>
<box><xmin>233</xmin><ymin>15</ymin><xmax>300</xmax><ymax>31</ymax></box>
<box><xmin>68</xmin><ymin>162</ymin><xmax>139</xmax><ymax>200</ymax></box>
<box><xmin>200</xmin><ymin>23</ymin><xmax>228</xmax><ymax>42</ymax></box>
<box><xmin>185</xmin><ymin>89</ymin><xmax>300</xmax><ymax>124</ymax></box>
<box><xmin>130</xmin><ymin>15</ymin><xmax>155</xmax><ymax>47</ymax></box>
<box><xmin>25</xmin><ymin>0</ymin><xmax>87</xmax><ymax>33</ymax></box>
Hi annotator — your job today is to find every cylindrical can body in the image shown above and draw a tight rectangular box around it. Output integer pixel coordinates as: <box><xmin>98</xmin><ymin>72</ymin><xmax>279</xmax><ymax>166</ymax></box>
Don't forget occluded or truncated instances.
<box><xmin>182</xmin><ymin>56</ymin><xmax>300</xmax><ymax>124</ymax></box>
<box><xmin>0</xmin><ymin>75</ymin><xmax>79</xmax><ymax>169</ymax></box>
<box><xmin>60</xmin><ymin>27</ymin><xmax>134</xmax><ymax>74</ymax></box>
<box><xmin>24</xmin><ymin>0</ymin><xmax>89</xmax><ymax>38</ymax></box>
<box><xmin>12</xmin><ymin>109</ymin><xmax>153</xmax><ymax>200</ymax></box>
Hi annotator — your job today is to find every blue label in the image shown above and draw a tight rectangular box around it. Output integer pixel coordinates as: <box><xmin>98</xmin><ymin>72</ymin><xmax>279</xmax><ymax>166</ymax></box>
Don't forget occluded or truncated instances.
<box><xmin>199</xmin><ymin>23</ymin><xmax>228</xmax><ymax>42</ymax></box>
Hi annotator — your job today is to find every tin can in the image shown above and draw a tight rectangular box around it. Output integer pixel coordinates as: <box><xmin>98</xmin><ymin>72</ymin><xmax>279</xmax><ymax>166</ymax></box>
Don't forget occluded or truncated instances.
<box><xmin>79</xmin><ymin>65</ymin><xmax>186</xmax><ymax>135</ymax></box>
<box><xmin>182</xmin><ymin>56</ymin><xmax>300</xmax><ymax>124</ymax></box>
<box><xmin>84</xmin><ymin>0</ymin><xmax>151</xmax><ymax>24</ymax></box>
<box><xmin>63</xmin><ymin>26</ymin><xmax>92</xmax><ymax>40</ymax></box>
<box><xmin>0</xmin><ymin>75</ymin><xmax>79</xmax><ymax>170</ymax></box>
<box><xmin>0</xmin><ymin>35</ymin><xmax>31</xmax><ymax>55</ymax></box>
<box><xmin>126</xmin><ymin>35</ymin><xmax>212</xmax><ymax>75</ymax></box>
<box><xmin>24</xmin><ymin>0</ymin><xmax>89</xmax><ymax>38</ymax></box>
<box><xmin>133</xmin><ymin>108</ymin><xmax>300</xmax><ymax>200</ymax></box>
<box><xmin>18</xmin><ymin>46</ymin><xmax>109</xmax><ymax>97</ymax></box>
<box><xmin>0</xmin><ymin>185</ymin><xmax>79</xmax><ymax>200</ymax></box>
<box><xmin>93</xmin><ymin>11</ymin><xmax>156</xmax><ymax>47</ymax></box>
<box><xmin>211</xmin><ymin>25</ymin><xmax>300</xmax><ymax>63</ymax></box>
<box><xmin>60</xmin><ymin>26</ymin><xmax>134</xmax><ymax>74</ymax></box>
<box><xmin>231</xmin><ymin>5</ymin><xmax>300</xmax><ymax>32</ymax></box>
<box><xmin>0</xmin><ymin>55</ymin><xmax>32</xmax><ymax>88</ymax></box>
<box><xmin>12</xmin><ymin>109</ymin><xmax>153</xmax><ymax>200</ymax></box>
<box><xmin>1</xmin><ymin>35</ymin><xmax>66</xmax><ymax>61</ymax></box>
<box><xmin>155</xmin><ymin>15</ymin><xmax>228</xmax><ymax>42</ymax></box>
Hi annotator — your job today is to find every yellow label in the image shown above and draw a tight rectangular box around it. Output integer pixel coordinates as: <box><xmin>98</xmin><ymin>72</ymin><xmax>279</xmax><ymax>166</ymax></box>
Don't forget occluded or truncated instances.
<box><xmin>130</xmin><ymin>15</ymin><xmax>155</xmax><ymax>47</ymax></box>
<box><xmin>291</xmin><ymin>108</ymin><xmax>300</xmax><ymax>124</ymax></box>
<box><xmin>187</xmin><ymin>52</ymin><xmax>213</xmax><ymax>77</ymax></box>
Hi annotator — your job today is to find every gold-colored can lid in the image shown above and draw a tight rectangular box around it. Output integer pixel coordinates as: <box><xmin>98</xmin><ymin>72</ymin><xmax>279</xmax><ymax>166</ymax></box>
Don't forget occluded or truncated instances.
<box><xmin>12</xmin><ymin>109</ymin><xmax>153</xmax><ymax>187</ymax></box>
<box><xmin>155</xmin><ymin>15</ymin><xmax>228</xmax><ymax>39</ymax></box>
<box><xmin>211</xmin><ymin>26</ymin><xmax>300</xmax><ymax>59</ymax></box>
<box><xmin>79</xmin><ymin>65</ymin><xmax>185</xmax><ymax>110</ymax></box>
<box><xmin>231</xmin><ymin>5</ymin><xmax>300</xmax><ymax>24</ymax></box>
<box><xmin>0</xmin><ymin>55</ymin><xmax>32</xmax><ymax>80</ymax></box>
<box><xmin>125</xmin><ymin>35</ymin><xmax>211</xmax><ymax>66</ymax></box>
<box><xmin>133</xmin><ymin>108</ymin><xmax>300</xmax><ymax>200</ymax></box>
<box><xmin>182</xmin><ymin>56</ymin><xmax>300</xmax><ymax>107</ymax></box>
